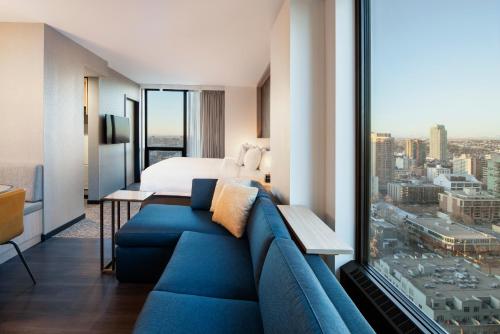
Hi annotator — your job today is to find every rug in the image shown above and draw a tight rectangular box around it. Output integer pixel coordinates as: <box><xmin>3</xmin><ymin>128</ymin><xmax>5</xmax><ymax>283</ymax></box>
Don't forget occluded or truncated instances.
<box><xmin>54</xmin><ymin>201</ymin><xmax>141</xmax><ymax>238</ymax></box>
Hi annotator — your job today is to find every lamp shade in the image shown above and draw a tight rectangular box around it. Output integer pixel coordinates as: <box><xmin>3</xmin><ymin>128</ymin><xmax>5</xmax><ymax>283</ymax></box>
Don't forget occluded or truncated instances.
<box><xmin>260</xmin><ymin>150</ymin><xmax>272</xmax><ymax>174</ymax></box>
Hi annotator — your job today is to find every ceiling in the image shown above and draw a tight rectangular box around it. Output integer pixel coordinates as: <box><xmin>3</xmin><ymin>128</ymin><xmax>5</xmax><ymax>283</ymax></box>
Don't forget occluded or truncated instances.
<box><xmin>0</xmin><ymin>0</ymin><xmax>283</xmax><ymax>86</ymax></box>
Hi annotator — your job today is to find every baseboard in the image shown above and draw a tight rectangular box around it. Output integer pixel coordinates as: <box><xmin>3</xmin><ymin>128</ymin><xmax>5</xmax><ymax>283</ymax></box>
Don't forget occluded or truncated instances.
<box><xmin>86</xmin><ymin>200</ymin><xmax>100</xmax><ymax>205</ymax></box>
<box><xmin>41</xmin><ymin>213</ymin><xmax>86</xmax><ymax>241</ymax></box>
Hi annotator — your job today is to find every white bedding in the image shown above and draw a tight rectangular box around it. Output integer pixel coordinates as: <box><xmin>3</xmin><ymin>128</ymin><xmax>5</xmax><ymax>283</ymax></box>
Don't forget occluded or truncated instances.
<box><xmin>139</xmin><ymin>157</ymin><xmax>264</xmax><ymax>196</ymax></box>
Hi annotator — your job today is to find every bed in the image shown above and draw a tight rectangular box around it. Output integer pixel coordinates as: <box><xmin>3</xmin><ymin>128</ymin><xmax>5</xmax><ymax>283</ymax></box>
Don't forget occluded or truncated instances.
<box><xmin>139</xmin><ymin>157</ymin><xmax>265</xmax><ymax>197</ymax></box>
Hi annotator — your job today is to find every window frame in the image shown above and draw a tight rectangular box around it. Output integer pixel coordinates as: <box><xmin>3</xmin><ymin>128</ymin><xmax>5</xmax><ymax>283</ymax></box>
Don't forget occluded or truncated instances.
<box><xmin>355</xmin><ymin>1</ymin><xmax>448</xmax><ymax>333</ymax></box>
<box><xmin>144</xmin><ymin>88</ymin><xmax>188</xmax><ymax>167</ymax></box>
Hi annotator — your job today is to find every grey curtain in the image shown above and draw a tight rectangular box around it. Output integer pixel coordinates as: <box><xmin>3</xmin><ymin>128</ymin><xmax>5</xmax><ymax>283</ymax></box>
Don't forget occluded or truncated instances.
<box><xmin>186</xmin><ymin>91</ymin><xmax>202</xmax><ymax>157</ymax></box>
<box><xmin>201</xmin><ymin>90</ymin><xmax>225</xmax><ymax>158</ymax></box>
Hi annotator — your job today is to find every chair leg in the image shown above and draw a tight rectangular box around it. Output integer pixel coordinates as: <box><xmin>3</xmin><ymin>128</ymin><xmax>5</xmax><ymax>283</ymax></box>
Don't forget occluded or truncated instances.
<box><xmin>6</xmin><ymin>241</ymin><xmax>36</xmax><ymax>284</ymax></box>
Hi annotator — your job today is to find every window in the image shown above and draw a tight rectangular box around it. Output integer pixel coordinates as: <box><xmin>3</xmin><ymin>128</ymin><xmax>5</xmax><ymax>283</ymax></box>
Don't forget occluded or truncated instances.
<box><xmin>358</xmin><ymin>1</ymin><xmax>500</xmax><ymax>333</ymax></box>
<box><xmin>145</xmin><ymin>89</ymin><xmax>186</xmax><ymax>167</ymax></box>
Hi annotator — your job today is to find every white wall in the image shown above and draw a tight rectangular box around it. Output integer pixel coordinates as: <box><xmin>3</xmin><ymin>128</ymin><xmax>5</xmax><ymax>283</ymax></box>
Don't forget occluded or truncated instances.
<box><xmin>289</xmin><ymin>0</ymin><xmax>326</xmax><ymax>215</ymax></box>
<box><xmin>270</xmin><ymin>0</ymin><xmax>327</xmax><ymax>215</ymax></box>
<box><xmin>98</xmin><ymin>69</ymin><xmax>140</xmax><ymax>198</ymax></box>
<box><xmin>269</xmin><ymin>0</ymin><xmax>356</xmax><ymax>270</ymax></box>
<box><xmin>0</xmin><ymin>23</ymin><xmax>44</xmax><ymax>164</ymax></box>
<box><xmin>270</xmin><ymin>1</ymin><xmax>291</xmax><ymax>204</ymax></box>
<box><xmin>333</xmin><ymin>0</ymin><xmax>356</xmax><ymax>269</ymax></box>
<box><xmin>43</xmin><ymin>25</ymin><xmax>109</xmax><ymax>234</ymax></box>
<box><xmin>224</xmin><ymin>86</ymin><xmax>258</xmax><ymax>158</ymax></box>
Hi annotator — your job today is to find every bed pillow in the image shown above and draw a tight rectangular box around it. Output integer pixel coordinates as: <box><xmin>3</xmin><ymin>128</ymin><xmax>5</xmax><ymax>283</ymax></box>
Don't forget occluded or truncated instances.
<box><xmin>243</xmin><ymin>147</ymin><xmax>262</xmax><ymax>170</ymax></box>
<box><xmin>237</xmin><ymin>144</ymin><xmax>251</xmax><ymax>166</ymax></box>
<box><xmin>190</xmin><ymin>178</ymin><xmax>218</xmax><ymax>210</ymax></box>
<box><xmin>212</xmin><ymin>183</ymin><xmax>258</xmax><ymax>238</ymax></box>
<box><xmin>210</xmin><ymin>178</ymin><xmax>252</xmax><ymax>212</ymax></box>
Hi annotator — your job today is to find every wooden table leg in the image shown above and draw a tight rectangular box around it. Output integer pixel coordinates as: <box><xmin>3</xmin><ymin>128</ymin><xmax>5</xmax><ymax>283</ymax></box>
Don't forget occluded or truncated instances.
<box><xmin>127</xmin><ymin>201</ymin><xmax>131</xmax><ymax>221</ymax></box>
<box><xmin>100</xmin><ymin>200</ymin><xmax>104</xmax><ymax>271</ymax></box>
<box><xmin>117</xmin><ymin>201</ymin><xmax>121</xmax><ymax>230</ymax></box>
<box><xmin>111</xmin><ymin>201</ymin><xmax>115</xmax><ymax>271</ymax></box>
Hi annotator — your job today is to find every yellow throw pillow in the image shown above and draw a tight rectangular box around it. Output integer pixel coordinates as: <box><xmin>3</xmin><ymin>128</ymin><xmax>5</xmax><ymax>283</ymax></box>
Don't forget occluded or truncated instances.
<box><xmin>210</xmin><ymin>178</ymin><xmax>252</xmax><ymax>212</ymax></box>
<box><xmin>212</xmin><ymin>183</ymin><xmax>258</xmax><ymax>238</ymax></box>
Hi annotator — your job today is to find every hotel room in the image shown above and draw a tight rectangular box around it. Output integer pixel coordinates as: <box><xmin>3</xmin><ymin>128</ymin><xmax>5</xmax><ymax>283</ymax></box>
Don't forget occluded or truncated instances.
<box><xmin>0</xmin><ymin>0</ymin><xmax>497</xmax><ymax>333</ymax></box>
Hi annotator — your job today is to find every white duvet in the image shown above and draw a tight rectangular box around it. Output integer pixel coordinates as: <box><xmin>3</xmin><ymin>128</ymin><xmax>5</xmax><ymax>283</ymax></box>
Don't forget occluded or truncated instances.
<box><xmin>140</xmin><ymin>157</ymin><xmax>264</xmax><ymax>196</ymax></box>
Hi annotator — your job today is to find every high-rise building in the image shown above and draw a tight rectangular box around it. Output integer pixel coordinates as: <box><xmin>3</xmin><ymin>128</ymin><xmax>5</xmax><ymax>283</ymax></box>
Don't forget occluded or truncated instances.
<box><xmin>439</xmin><ymin>188</ymin><xmax>500</xmax><ymax>224</ymax></box>
<box><xmin>387</xmin><ymin>182</ymin><xmax>443</xmax><ymax>204</ymax></box>
<box><xmin>452</xmin><ymin>154</ymin><xmax>473</xmax><ymax>175</ymax></box>
<box><xmin>405</xmin><ymin>139</ymin><xmax>427</xmax><ymax>166</ymax></box>
<box><xmin>426</xmin><ymin>165</ymin><xmax>451</xmax><ymax>182</ymax></box>
<box><xmin>487</xmin><ymin>154</ymin><xmax>500</xmax><ymax>196</ymax></box>
<box><xmin>371</xmin><ymin>133</ymin><xmax>394</xmax><ymax>192</ymax></box>
<box><xmin>429</xmin><ymin>124</ymin><xmax>448</xmax><ymax>162</ymax></box>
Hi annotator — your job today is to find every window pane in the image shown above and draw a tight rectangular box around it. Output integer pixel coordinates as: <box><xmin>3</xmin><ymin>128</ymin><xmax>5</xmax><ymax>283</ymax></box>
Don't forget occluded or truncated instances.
<box><xmin>147</xmin><ymin>90</ymin><xmax>184</xmax><ymax>147</ymax></box>
<box><xmin>148</xmin><ymin>150</ymin><xmax>182</xmax><ymax>165</ymax></box>
<box><xmin>368</xmin><ymin>1</ymin><xmax>500</xmax><ymax>333</ymax></box>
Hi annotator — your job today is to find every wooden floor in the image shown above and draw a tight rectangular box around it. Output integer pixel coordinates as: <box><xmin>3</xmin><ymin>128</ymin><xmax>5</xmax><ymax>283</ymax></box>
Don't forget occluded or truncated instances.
<box><xmin>0</xmin><ymin>238</ymin><xmax>152</xmax><ymax>334</ymax></box>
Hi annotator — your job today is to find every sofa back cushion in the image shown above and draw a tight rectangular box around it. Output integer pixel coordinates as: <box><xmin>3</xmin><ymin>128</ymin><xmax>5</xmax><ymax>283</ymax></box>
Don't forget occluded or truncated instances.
<box><xmin>0</xmin><ymin>163</ymin><xmax>43</xmax><ymax>202</ymax></box>
<box><xmin>190</xmin><ymin>179</ymin><xmax>218</xmax><ymax>210</ymax></box>
<box><xmin>304</xmin><ymin>255</ymin><xmax>375</xmax><ymax>334</ymax></box>
<box><xmin>246</xmin><ymin>196</ymin><xmax>290</xmax><ymax>287</ymax></box>
<box><xmin>259</xmin><ymin>239</ymin><xmax>350</xmax><ymax>334</ymax></box>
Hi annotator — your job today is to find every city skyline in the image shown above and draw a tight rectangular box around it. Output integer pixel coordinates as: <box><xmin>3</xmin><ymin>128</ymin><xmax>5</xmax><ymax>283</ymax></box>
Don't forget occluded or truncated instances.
<box><xmin>371</xmin><ymin>0</ymin><xmax>500</xmax><ymax>138</ymax></box>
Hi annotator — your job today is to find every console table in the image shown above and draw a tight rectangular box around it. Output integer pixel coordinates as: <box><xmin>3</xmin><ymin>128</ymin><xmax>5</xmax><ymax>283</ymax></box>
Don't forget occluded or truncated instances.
<box><xmin>277</xmin><ymin>205</ymin><xmax>353</xmax><ymax>255</ymax></box>
<box><xmin>100</xmin><ymin>190</ymin><xmax>154</xmax><ymax>272</ymax></box>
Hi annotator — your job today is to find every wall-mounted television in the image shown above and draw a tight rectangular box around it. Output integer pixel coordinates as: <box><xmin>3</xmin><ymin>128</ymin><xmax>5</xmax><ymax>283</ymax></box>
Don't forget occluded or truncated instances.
<box><xmin>105</xmin><ymin>114</ymin><xmax>130</xmax><ymax>144</ymax></box>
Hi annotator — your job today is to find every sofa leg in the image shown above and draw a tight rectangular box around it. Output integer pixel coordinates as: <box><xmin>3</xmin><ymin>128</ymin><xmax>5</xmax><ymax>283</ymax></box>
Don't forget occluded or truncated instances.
<box><xmin>6</xmin><ymin>241</ymin><xmax>36</xmax><ymax>284</ymax></box>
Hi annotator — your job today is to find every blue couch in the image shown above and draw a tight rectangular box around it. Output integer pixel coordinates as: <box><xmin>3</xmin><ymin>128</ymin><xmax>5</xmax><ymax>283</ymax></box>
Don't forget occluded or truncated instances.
<box><xmin>116</xmin><ymin>180</ymin><xmax>374</xmax><ymax>334</ymax></box>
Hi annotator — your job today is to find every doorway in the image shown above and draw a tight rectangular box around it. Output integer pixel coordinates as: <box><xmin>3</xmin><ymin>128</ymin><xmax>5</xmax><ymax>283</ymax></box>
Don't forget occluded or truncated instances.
<box><xmin>125</xmin><ymin>97</ymin><xmax>140</xmax><ymax>185</ymax></box>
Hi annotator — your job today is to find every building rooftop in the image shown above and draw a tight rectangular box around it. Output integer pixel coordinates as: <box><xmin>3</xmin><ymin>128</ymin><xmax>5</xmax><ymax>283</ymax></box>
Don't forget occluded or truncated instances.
<box><xmin>436</xmin><ymin>174</ymin><xmax>480</xmax><ymax>183</ymax></box>
<box><xmin>389</xmin><ymin>181</ymin><xmax>442</xmax><ymax>188</ymax></box>
<box><xmin>378</xmin><ymin>253</ymin><xmax>500</xmax><ymax>302</ymax></box>
<box><xmin>371</xmin><ymin>217</ymin><xmax>396</xmax><ymax>229</ymax></box>
<box><xmin>406</xmin><ymin>217</ymin><xmax>496</xmax><ymax>241</ymax></box>
<box><xmin>444</xmin><ymin>189</ymin><xmax>500</xmax><ymax>200</ymax></box>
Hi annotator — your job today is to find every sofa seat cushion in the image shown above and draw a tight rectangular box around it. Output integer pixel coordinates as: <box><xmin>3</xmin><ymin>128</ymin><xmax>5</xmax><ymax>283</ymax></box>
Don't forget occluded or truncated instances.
<box><xmin>133</xmin><ymin>291</ymin><xmax>263</xmax><ymax>334</ymax></box>
<box><xmin>23</xmin><ymin>201</ymin><xmax>42</xmax><ymax>215</ymax></box>
<box><xmin>155</xmin><ymin>231</ymin><xmax>257</xmax><ymax>301</ymax></box>
<box><xmin>116</xmin><ymin>204</ymin><xmax>230</xmax><ymax>248</ymax></box>
<box><xmin>259</xmin><ymin>239</ymin><xmax>350</xmax><ymax>334</ymax></box>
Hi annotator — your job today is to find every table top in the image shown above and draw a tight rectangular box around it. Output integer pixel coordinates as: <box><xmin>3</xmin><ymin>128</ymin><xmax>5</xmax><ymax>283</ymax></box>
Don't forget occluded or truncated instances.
<box><xmin>0</xmin><ymin>184</ymin><xmax>13</xmax><ymax>194</ymax></box>
<box><xmin>102</xmin><ymin>190</ymin><xmax>154</xmax><ymax>202</ymax></box>
<box><xmin>277</xmin><ymin>205</ymin><xmax>354</xmax><ymax>256</ymax></box>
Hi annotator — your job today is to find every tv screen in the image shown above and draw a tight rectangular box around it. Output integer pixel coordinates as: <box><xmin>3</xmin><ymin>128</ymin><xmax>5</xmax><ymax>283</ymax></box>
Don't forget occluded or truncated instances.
<box><xmin>105</xmin><ymin>114</ymin><xmax>130</xmax><ymax>144</ymax></box>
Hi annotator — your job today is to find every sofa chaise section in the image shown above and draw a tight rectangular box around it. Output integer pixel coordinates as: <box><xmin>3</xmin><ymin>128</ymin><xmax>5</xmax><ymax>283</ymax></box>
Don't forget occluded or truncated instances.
<box><xmin>115</xmin><ymin>204</ymin><xmax>230</xmax><ymax>282</ymax></box>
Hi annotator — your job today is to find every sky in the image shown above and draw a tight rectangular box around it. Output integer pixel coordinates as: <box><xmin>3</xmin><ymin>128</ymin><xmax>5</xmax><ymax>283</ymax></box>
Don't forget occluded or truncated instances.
<box><xmin>147</xmin><ymin>90</ymin><xmax>184</xmax><ymax>136</ymax></box>
<box><xmin>371</xmin><ymin>0</ymin><xmax>500</xmax><ymax>138</ymax></box>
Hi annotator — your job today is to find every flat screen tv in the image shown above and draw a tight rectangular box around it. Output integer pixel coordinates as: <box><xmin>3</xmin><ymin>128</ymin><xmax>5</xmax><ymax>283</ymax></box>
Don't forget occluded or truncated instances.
<box><xmin>105</xmin><ymin>114</ymin><xmax>130</xmax><ymax>144</ymax></box>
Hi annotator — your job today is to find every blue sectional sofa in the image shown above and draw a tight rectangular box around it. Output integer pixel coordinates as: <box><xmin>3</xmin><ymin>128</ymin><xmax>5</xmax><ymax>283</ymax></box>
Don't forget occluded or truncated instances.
<box><xmin>115</xmin><ymin>179</ymin><xmax>374</xmax><ymax>334</ymax></box>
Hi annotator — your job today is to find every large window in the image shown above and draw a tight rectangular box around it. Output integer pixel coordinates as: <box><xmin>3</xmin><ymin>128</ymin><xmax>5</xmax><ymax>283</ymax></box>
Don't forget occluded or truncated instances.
<box><xmin>145</xmin><ymin>89</ymin><xmax>186</xmax><ymax>166</ymax></box>
<box><xmin>360</xmin><ymin>1</ymin><xmax>500</xmax><ymax>333</ymax></box>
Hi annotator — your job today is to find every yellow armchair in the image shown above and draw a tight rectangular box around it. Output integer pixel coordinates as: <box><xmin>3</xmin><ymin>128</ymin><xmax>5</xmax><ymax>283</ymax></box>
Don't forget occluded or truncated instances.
<box><xmin>0</xmin><ymin>189</ymin><xmax>36</xmax><ymax>284</ymax></box>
